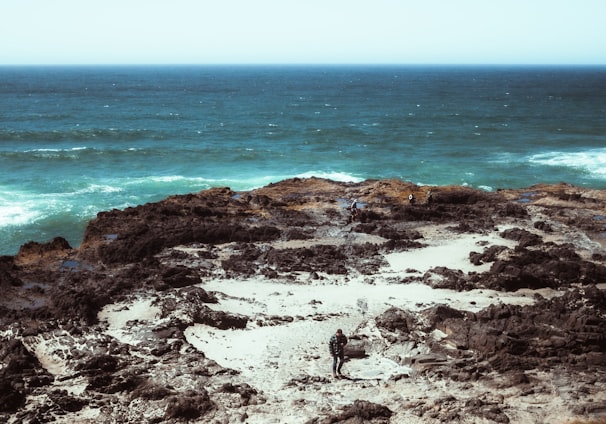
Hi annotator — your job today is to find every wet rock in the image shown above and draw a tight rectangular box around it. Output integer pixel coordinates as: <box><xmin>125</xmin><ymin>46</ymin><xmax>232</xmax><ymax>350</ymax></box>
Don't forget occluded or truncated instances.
<box><xmin>423</xmin><ymin>304</ymin><xmax>466</xmax><ymax>327</ymax></box>
<box><xmin>410</xmin><ymin>395</ymin><xmax>510</xmax><ymax>423</ymax></box>
<box><xmin>222</xmin><ymin>245</ymin><xmax>263</xmax><ymax>276</ymax></box>
<box><xmin>499</xmin><ymin>202</ymin><xmax>528</xmax><ymax>219</ymax></box>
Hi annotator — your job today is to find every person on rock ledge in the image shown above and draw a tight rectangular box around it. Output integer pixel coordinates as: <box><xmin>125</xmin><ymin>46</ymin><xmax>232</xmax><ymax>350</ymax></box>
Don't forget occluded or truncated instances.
<box><xmin>329</xmin><ymin>328</ymin><xmax>348</xmax><ymax>378</ymax></box>
<box><xmin>347</xmin><ymin>198</ymin><xmax>359</xmax><ymax>223</ymax></box>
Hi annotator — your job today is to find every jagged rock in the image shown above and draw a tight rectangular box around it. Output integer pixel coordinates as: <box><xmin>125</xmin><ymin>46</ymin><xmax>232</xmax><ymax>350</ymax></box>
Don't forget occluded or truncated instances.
<box><xmin>164</xmin><ymin>389</ymin><xmax>215</xmax><ymax>420</ymax></box>
<box><xmin>216</xmin><ymin>382</ymin><xmax>259</xmax><ymax>406</ymax></box>
<box><xmin>484</xmin><ymin>245</ymin><xmax>606</xmax><ymax>291</ymax></box>
<box><xmin>48</xmin><ymin>389</ymin><xmax>87</xmax><ymax>412</ymax></box>
<box><xmin>129</xmin><ymin>380</ymin><xmax>175</xmax><ymax>400</ymax></box>
<box><xmin>501</xmin><ymin>227</ymin><xmax>542</xmax><ymax>247</ymax></box>
<box><xmin>157</xmin><ymin>265</ymin><xmax>202</xmax><ymax>289</ymax></box>
<box><xmin>423</xmin><ymin>304</ymin><xmax>466</xmax><ymax>327</ymax></box>
<box><xmin>469</xmin><ymin>245</ymin><xmax>509</xmax><ymax>265</ymax></box>
<box><xmin>0</xmin><ymin>338</ymin><xmax>52</xmax><ymax>413</ymax></box>
<box><xmin>423</xmin><ymin>286</ymin><xmax>606</xmax><ymax>374</ymax></box>
<box><xmin>16</xmin><ymin>237</ymin><xmax>72</xmax><ymax>264</ymax></box>
<box><xmin>423</xmin><ymin>267</ymin><xmax>470</xmax><ymax>291</ymax></box>
<box><xmin>0</xmin><ymin>256</ymin><xmax>22</xmax><ymax>287</ymax></box>
<box><xmin>0</xmin><ymin>379</ymin><xmax>25</xmax><ymax>413</ymax></box>
<box><xmin>76</xmin><ymin>354</ymin><xmax>120</xmax><ymax>373</ymax></box>
<box><xmin>375</xmin><ymin>307</ymin><xmax>416</xmax><ymax>333</ymax></box>
<box><xmin>198</xmin><ymin>310</ymin><xmax>249</xmax><ymax>330</ymax></box>
<box><xmin>308</xmin><ymin>400</ymin><xmax>392</xmax><ymax>424</ymax></box>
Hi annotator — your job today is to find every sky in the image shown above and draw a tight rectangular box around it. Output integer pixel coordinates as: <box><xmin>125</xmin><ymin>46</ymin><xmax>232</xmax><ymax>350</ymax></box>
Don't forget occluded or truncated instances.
<box><xmin>1</xmin><ymin>0</ymin><xmax>605</xmax><ymax>65</ymax></box>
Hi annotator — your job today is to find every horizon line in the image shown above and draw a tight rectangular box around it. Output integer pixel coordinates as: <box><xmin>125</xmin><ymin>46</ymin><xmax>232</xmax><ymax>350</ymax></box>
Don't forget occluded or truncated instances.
<box><xmin>2</xmin><ymin>62</ymin><xmax>606</xmax><ymax>67</ymax></box>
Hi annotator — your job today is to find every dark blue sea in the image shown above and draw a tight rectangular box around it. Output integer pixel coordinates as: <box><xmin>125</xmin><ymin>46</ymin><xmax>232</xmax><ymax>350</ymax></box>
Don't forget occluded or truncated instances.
<box><xmin>1</xmin><ymin>65</ymin><xmax>605</xmax><ymax>255</ymax></box>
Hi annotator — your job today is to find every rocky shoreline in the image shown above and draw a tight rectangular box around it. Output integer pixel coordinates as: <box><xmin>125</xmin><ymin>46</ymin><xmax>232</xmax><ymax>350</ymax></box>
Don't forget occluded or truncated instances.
<box><xmin>1</xmin><ymin>178</ymin><xmax>605</xmax><ymax>423</ymax></box>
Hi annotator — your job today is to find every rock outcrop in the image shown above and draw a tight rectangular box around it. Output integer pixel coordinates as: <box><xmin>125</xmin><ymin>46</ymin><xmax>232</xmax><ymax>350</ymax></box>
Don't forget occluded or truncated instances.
<box><xmin>1</xmin><ymin>178</ymin><xmax>605</xmax><ymax>423</ymax></box>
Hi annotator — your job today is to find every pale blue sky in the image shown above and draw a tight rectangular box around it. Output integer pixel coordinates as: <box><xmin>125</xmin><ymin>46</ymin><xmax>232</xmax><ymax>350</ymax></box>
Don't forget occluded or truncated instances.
<box><xmin>1</xmin><ymin>0</ymin><xmax>605</xmax><ymax>65</ymax></box>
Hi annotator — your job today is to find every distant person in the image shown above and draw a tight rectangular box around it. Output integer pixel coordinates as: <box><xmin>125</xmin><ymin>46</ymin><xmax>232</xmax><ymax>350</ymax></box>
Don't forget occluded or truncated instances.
<box><xmin>329</xmin><ymin>328</ymin><xmax>348</xmax><ymax>378</ymax></box>
<box><xmin>348</xmin><ymin>198</ymin><xmax>359</xmax><ymax>223</ymax></box>
<box><xmin>408</xmin><ymin>193</ymin><xmax>416</xmax><ymax>205</ymax></box>
<box><xmin>426</xmin><ymin>190</ymin><xmax>433</xmax><ymax>205</ymax></box>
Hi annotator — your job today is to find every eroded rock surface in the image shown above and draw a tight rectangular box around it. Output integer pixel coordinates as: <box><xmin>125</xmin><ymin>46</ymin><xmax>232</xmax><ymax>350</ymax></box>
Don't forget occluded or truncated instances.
<box><xmin>1</xmin><ymin>178</ymin><xmax>605</xmax><ymax>423</ymax></box>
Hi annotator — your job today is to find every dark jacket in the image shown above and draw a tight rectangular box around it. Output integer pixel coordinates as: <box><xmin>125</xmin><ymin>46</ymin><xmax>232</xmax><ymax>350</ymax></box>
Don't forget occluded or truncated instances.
<box><xmin>329</xmin><ymin>333</ymin><xmax>348</xmax><ymax>356</ymax></box>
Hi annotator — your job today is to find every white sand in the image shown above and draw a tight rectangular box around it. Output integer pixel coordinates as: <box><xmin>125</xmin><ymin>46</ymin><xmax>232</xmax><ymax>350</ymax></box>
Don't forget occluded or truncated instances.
<box><xmin>385</xmin><ymin>226</ymin><xmax>517</xmax><ymax>275</ymax></box>
<box><xmin>98</xmin><ymin>295</ymin><xmax>161</xmax><ymax>345</ymax></box>
<box><xmin>180</xmin><ymin>229</ymin><xmax>543</xmax><ymax>421</ymax></box>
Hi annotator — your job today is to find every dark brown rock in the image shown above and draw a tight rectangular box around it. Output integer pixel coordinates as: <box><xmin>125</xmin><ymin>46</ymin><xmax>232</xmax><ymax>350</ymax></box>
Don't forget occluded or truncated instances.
<box><xmin>0</xmin><ymin>256</ymin><xmax>22</xmax><ymax>287</ymax></box>
<box><xmin>197</xmin><ymin>310</ymin><xmax>249</xmax><ymax>330</ymax></box>
<box><xmin>375</xmin><ymin>307</ymin><xmax>417</xmax><ymax>333</ymax></box>
<box><xmin>308</xmin><ymin>400</ymin><xmax>392</xmax><ymax>424</ymax></box>
<box><xmin>164</xmin><ymin>389</ymin><xmax>215</xmax><ymax>420</ymax></box>
<box><xmin>0</xmin><ymin>339</ymin><xmax>51</xmax><ymax>412</ymax></box>
<box><xmin>422</xmin><ymin>286</ymin><xmax>606</xmax><ymax>374</ymax></box>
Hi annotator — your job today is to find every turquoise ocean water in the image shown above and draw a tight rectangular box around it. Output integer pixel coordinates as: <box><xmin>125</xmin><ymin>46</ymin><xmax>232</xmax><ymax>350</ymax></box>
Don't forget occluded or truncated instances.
<box><xmin>1</xmin><ymin>65</ymin><xmax>605</xmax><ymax>255</ymax></box>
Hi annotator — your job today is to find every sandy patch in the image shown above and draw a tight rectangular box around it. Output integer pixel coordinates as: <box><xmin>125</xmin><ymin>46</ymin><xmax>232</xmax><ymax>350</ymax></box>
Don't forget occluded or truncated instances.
<box><xmin>185</xmin><ymin>273</ymin><xmax>537</xmax><ymax>398</ymax></box>
<box><xmin>385</xmin><ymin>229</ymin><xmax>516</xmax><ymax>275</ymax></box>
<box><xmin>98</xmin><ymin>295</ymin><xmax>161</xmax><ymax>345</ymax></box>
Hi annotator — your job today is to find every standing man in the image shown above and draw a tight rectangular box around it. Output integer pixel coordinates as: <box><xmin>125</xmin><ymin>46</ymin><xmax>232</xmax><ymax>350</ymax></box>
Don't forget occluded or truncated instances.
<box><xmin>348</xmin><ymin>198</ymin><xmax>359</xmax><ymax>223</ymax></box>
<box><xmin>329</xmin><ymin>329</ymin><xmax>348</xmax><ymax>378</ymax></box>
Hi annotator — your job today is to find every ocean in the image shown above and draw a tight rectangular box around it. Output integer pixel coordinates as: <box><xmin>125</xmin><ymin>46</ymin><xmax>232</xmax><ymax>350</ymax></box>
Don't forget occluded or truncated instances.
<box><xmin>1</xmin><ymin>65</ymin><xmax>605</xmax><ymax>255</ymax></box>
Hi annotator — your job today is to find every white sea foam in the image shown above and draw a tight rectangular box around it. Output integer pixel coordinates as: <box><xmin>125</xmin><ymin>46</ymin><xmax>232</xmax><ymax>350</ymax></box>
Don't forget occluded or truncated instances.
<box><xmin>0</xmin><ymin>204</ymin><xmax>41</xmax><ymax>227</ymax></box>
<box><xmin>528</xmin><ymin>148</ymin><xmax>606</xmax><ymax>177</ymax></box>
<box><xmin>295</xmin><ymin>171</ymin><xmax>363</xmax><ymax>183</ymax></box>
<box><xmin>148</xmin><ymin>175</ymin><xmax>192</xmax><ymax>183</ymax></box>
<box><xmin>75</xmin><ymin>184</ymin><xmax>123</xmax><ymax>195</ymax></box>
<box><xmin>0</xmin><ymin>182</ymin><xmax>124</xmax><ymax>229</ymax></box>
<box><xmin>122</xmin><ymin>175</ymin><xmax>210</xmax><ymax>186</ymax></box>
<box><xmin>0</xmin><ymin>191</ymin><xmax>41</xmax><ymax>227</ymax></box>
<box><xmin>140</xmin><ymin>172</ymin><xmax>366</xmax><ymax>193</ymax></box>
<box><xmin>24</xmin><ymin>146</ymin><xmax>88</xmax><ymax>153</ymax></box>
